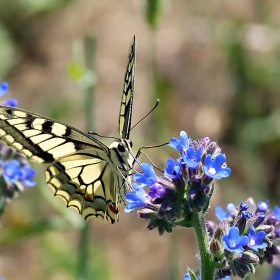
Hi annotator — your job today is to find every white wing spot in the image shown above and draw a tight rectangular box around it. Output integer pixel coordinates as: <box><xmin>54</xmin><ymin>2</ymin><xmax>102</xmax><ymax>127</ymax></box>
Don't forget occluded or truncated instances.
<box><xmin>30</xmin><ymin>133</ymin><xmax>52</xmax><ymax>144</ymax></box>
<box><xmin>47</xmin><ymin>142</ymin><xmax>76</xmax><ymax>158</ymax></box>
<box><xmin>23</xmin><ymin>129</ymin><xmax>41</xmax><ymax>137</ymax></box>
<box><xmin>14</xmin><ymin>111</ymin><xmax>27</xmax><ymax>118</ymax></box>
<box><xmin>52</xmin><ymin>123</ymin><xmax>67</xmax><ymax>136</ymax></box>
<box><xmin>0</xmin><ymin>129</ymin><xmax>6</xmax><ymax>136</ymax></box>
<box><xmin>38</xmin><ymin>138</ymin><xmax>65</xmax><ymax>150</ymax></box>
<box><xmin>32</xmin><ymin>118</ymin><xmax>45</xmax><ymax>130</ymax></box>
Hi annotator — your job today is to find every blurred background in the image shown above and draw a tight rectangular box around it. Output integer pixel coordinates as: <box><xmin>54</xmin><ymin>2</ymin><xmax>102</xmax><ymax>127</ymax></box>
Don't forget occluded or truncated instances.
<box><xmin>0</xmin><ymin>0</ymin><xmax>280</xmax><ymax>279</ymax></box>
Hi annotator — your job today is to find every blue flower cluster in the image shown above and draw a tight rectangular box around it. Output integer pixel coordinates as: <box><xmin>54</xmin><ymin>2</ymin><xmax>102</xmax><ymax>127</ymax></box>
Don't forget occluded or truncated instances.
<box><xmin>208</xmin><ymin>199</ymin><xmax>280</xmax><ymax>278</ymax></box>
<box><xmin>0</xmin><ymin>82</ymin><xmax>36</xmax><ymax>212</ymax></box>
<box><xmin>0</xmin><ymin>81</ymin><xmax>18</xmax><ymax>107</ymax></box>
<box><xmin>125</xmin><ymin>131</ymin><xmax>231</xmax><ymax>235</ymax></box>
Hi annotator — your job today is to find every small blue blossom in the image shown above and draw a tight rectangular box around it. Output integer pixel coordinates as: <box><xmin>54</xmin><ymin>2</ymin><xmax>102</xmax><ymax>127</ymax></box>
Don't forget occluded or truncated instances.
<box><xmin>4</xmin><ymin>98</ymin><xmax>18</xmax><ymax>107</ymax></box>
<box><xmin>169</xmin><ymin>131</ymin><xmax>190</xmax><ymax>153</ymax></box>
<box><xmin>124</xmin><ymin>183</ymin><xmax>148</xmax><ymax>213</ymax></box>
<box><xmin>20</xmin><ymin>165</ymin><xmax>37</xmax><ymax>187</ymax></box>
<box><xmin>221</xmin><ymin>277</ymin><xmax>231</xmax><ymax>280</ymax></box>
<box><xmin>164</xmin><ymin>158</ymin><xmax>181</xmax><ymax>179</ymax></box>
<box><xmin>257</xmin><ymin>201</ymin><xmax>270</xmax><ymax>213</ymax></box>
<box><xmin>134</xmin><ymin>163</ymin><xmax>157</xmax><ymax>186</ymax></box>
<box><xmin>2</xmin><ymin>160</ymin><xmax>22</xmax><ymax>183</ymax></box>
<box><xmin>0</xmin><ymin>81</ymin><xmax>9</xmax><ymax>97</ymax></box>
<box><xmin>273</xmin><ymin>206</ymin><xmax>280</xmax><ymax>221</ymax></box>
<box><xmin>222</xmin><ymin>227</ymin><xmax>248</xmax><ymax>253</ymax></box>
<box><xmin>215</xmin><ymin>203</ymin><xmax>235</xmax><ymax>222</ymax></box>
<box><xmin>184</xmin><ymin>274</ymin><xmax>201</xmax><ymax>280</ymax></box>
<box><xmin>247</xmin><ymin>226</ymin><xmax>267</xmax><ymax>252</ymax></box>
<box><xmin>203</xmin><ymin>154</ymin><xmax>231</xmax><ymax>180</ymax></box>
<box><xmin>182</xmin><ymin>147</ymin><xmax>203</xmax><ymax>168</ymax></box>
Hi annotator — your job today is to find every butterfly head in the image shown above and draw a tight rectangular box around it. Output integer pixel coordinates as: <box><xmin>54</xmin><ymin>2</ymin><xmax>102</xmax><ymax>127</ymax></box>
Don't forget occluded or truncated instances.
<box><xmin>109</xmin><ymin>139</ymin><xmax>133</xmax><ymax>170</ymax></box>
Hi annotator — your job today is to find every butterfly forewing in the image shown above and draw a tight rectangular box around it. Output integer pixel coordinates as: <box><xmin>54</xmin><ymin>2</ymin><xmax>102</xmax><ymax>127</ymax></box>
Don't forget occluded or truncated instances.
<box><xmin>0</xmin><ymin>106</ymin><xmax>107</xmax><ymax>163</ymax></box>
<box><xmin>0</xmin><ymin>36</ymin><xmax>137</xmax><ymax>223</ymax></box>
<box><xmin>118</xmin><ymin>35</ymin><xmax>136</xmax><ymax>140</ymax></box>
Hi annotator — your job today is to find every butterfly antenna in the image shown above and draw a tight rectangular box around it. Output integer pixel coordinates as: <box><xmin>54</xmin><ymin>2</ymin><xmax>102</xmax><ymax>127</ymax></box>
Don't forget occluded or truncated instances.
<box><xmin>88</xmin><ymin>131</ymin><xmax>119</xmax><ymax>141</ymax></box>
<box><xmin>130</xmin><ymin>99</ymin><xmax>160</xmax><ymax>132</ymax></box>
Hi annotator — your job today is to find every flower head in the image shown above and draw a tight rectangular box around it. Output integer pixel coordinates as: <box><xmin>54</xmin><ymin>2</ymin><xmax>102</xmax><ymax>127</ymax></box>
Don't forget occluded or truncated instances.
<box><xmin>182</xmin><ymin>147</ymin><xmax>203</xmax><ymax>168</ymax></box>
<box><xmin>134</xmin><ymin>163</ymin><xmax>157</xmax><ymax>186</ymax></box>
<box><xmin>164</xmin><ymin>158</ymin><xmax>181</xmax><ymax>179</ymax></box>
<box><xmin>124</xmin><ymin>183</ymin><xmax>148</xmax><ymax>213</ymax></box>
<box><xmin>273</xmin><ymin>206</ymin><xmax>280</xmax><ymax>221</ymax></box>
<box><xmin>247</xmin><ymin>226</ymin><xmax>267</xmax><ymax>252</ymax></box>
<box><xmin>0</xmin><ymin>81</ymin><xmax>9</xmax><ymax>97</ymax></box>
<box><xmin>169</xmin><ymin>131</ymin><xmax>190</xmax><ymax>153</ymax></box>
<box><xmin>203</xmin><ymin>154</ymin><xmax>231</xmax><ymax>180</ymax></box>
<box><xmin>223</xmin><ymin>227</ymin><xmax>248</xmax><ymax>253</ymax></box>
<box><xmin>215</xmin><ymin>203</ymin><xmax>235</xmax><ymax>222</ymax></box>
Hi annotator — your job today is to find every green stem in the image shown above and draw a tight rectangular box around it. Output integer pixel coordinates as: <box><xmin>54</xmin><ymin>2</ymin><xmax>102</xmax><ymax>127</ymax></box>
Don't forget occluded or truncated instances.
<box><xmin>76</xmin><ymin>35</ymin><xmax>97</xmax><ymax>280</ymax></box>
<box><xmin>191</xmin><ymin>210</ymin><xmax>216</xmax><ymax>280</ymax></box>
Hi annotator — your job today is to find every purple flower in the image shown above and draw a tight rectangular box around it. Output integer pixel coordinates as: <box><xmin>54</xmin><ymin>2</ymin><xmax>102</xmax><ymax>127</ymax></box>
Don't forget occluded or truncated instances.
<box><xmin>222</xmin><ymin>227</ymin><xmax>248</xmax><ymax>253</ymax></box>
<box><xmin>215</xmin><ymin>203</ymin><xmax>235</xmax><ymax>222</ymax></box>
<box><xmin>203</xmin><ymin>154</ymin><xmax>231</xmax><ymax>179</ymax></box>
<box><xmin>0</xmin><ymin>81</ymin><xmax>9</xmax><ymax>97</ymax></box>
<box><xmin>182</xmin><ymin>147</ymin><xmax>203</xmax><ymax>168</ymax></box>
<box><xmin>20</xmin><ymin>165</ymin><xmax>37</xmax><ymax>187</ymax></box>
<box><xmin>247</xmin><ymin>226</ymin><xmax>267</xmax><ymax>252</ymax></box>
<box><xmin>273</xmin><ymin>206</ymin><xmax>280</xmax><ymax>221</ymax></box>
<box><xmin>124</xmin><ymin>183</ymin><xmax>148</xmax><ymax>213</ymax></box>
<box><xmin>164</xmin><ymin>158</ymin><xmax>181</xmax><ymax>179</ymax></box>
<box><xmin>149</xmin><ymin>183</ymin><xmax>167</xmax><ymax>199</ymax></box>
<box><xmin>169</xmin><ymin>131</ymin><xmax>190</xmax><ymax>153</ymax></box>
<box><xmin>134</xmin><ymin>163</ymin><xmax>157</xmax><ymax>186</ymax></box>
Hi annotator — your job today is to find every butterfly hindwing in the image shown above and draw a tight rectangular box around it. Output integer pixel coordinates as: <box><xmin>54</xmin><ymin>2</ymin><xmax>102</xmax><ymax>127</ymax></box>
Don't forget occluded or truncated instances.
<box><xmin>46</xmin><ymin>149</ymin><xmax>120</xmax><ymax>222</ymax></box>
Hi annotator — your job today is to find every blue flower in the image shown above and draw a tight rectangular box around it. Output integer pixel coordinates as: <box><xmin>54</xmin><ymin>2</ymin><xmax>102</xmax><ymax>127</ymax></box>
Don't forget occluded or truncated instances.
<box><xmin>184</xmin><ymin>274</ymin><xmax>201</xmax><ymax>280</ymax></box>
<box><xmin>203</xmin><ymin>154</ymin><xmax>231</xmax><ymax>179</ymax></box>
<box><xmin>221</xmin><ymin>277</ymin><xmax>231</xmax><ymax>280</ymax></box>
<box><xmin>182</xmin><ymin>147</ymin><xmax>203</xmax><ymax>168</ymax></box>
<box><xmin>4</xmin><ymin>98</ymin><xmax>18</xmax><ymax>107</ymax></box>
<box><xmin>257</xmin><ymin>201</ymin><xmax>269</xmax><ymax>213</ymax></box>
<box><xmin>222</xmin><ymin>227</ymin><xmax>248</xmax><ymax>253</ymax></box>
<box><xmin>2</xmin><ymin>160</ymin><xmax>22</xmax><ymax>183</ymax></box>
<box><xmin>273</xmin><ymin>206</ymin><xmax>280</xmax><ymax>221</ymax></box>
<box><xmin>0</xmin><ymin>81</ymin><xmax>9</xmax><ymax>97</ymax></box>
<box><xmin>270</xmin><ymin>268</ymin><xmax>280</xmax><ymax>280</ymax></box>
<box><xmin>124</xmin><ymin>183</ymin><xmax>148</xmax><ymax>213</ymax></box>
<box><xmin>215</xmin><ymin>203</ymin><xmax>235</xmax><ymax>222</ymax></box>
<box><xmin>164</xmin><ymin>158</ymin><xmax>181</xmax><ymax>179</ymax></box>
<box><xmin>169</xmin><ymin>131</ymin><xmax>190</xmax><ymax>153</ymax></box>
<box><xmin>134</xmin><ymin>163</ymin><xmax>157</xmax><ymax>186</ymax></box>
<box><xmin>247</xmin><ymin>226</ymin><xmax>267</xmax><ymax>252</ymax></box>
<box><xmin>19</xmin><ymin>165</ymin><xmax>37</xmax><ymax>187</ymax></box>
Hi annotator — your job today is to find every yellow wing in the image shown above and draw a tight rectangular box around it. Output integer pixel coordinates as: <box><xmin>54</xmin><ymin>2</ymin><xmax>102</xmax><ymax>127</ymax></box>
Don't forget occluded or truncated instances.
<box><xmin>46</xmin><ymin>149</ymin><xmax>123</xmax><ymax>223</ymax></box>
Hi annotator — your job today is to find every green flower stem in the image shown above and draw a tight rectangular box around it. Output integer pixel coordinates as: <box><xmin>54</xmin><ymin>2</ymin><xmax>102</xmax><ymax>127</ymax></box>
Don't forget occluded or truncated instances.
<box><xmin>77</xmin><ymin>35</ymin><xmax>97</xmax><ymax>280</ymax></box>
<box><xmin>191</xmin><ymin>210</ymin><xmax>216</xmax><ymax>280</ymax></box>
